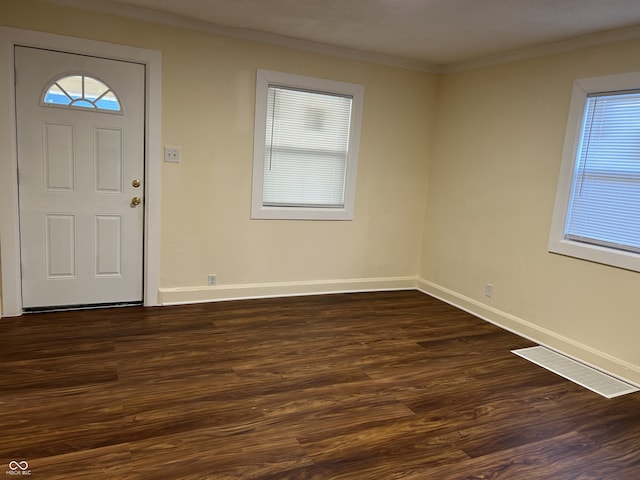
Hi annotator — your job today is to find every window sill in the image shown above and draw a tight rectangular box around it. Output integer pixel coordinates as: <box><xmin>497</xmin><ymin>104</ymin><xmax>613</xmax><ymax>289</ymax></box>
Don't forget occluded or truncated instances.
<box><xmin>548</xmin><ymin>238</ymin><xmax>640</xmax><ymax>273</ymax></box>
<box><xmin>251</xmin><ymin>205</ymin><xmax>354</xmax><ymax>221</ymax></box>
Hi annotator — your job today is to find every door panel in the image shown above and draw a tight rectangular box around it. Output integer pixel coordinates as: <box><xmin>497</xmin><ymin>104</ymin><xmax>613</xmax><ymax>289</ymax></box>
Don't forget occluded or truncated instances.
<box><xmin>43</xmin><ymin>123</ymin><xmax>75</xmax><ymax>190</ymax></box>
<box><xmin>15</xmin><ymin>46</ymin><xmax>145</xmax><ymax>309</ymax></box>
<box><xmin>95</xmin><ymin>128</ymin><xmax>124</xmax><ymax>193</ymax></box>
<box><xmin>45</xmin><ymin>214</ymin><xmax>76</xmax><ymax>277</ymax></box>
<box><xmin>95</xmin><ymin>215</ymin><xmax>123</xmax><ymax>276</ymax></box>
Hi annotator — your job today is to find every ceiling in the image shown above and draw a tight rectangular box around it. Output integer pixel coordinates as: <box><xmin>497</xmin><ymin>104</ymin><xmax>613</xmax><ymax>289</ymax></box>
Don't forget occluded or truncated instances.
<box><xmin>51</xmin><ymin>0</ymin><xmax>640</xmax><ymax>71</ymax></box>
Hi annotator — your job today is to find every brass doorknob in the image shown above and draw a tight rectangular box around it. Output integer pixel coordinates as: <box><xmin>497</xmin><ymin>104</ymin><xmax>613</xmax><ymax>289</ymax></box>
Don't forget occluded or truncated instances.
<box><xmin>131</xmin><ymin>197</ymin><xmax>141</xmax><ymax>206</ymax></box>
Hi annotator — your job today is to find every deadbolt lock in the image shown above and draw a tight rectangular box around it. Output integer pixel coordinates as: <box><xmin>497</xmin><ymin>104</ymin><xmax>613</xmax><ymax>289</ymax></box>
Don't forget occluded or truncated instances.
<box><xmin>132</xmin><ymin>179</ymin><xmax>141</xmax><ymax>188</ymax></box>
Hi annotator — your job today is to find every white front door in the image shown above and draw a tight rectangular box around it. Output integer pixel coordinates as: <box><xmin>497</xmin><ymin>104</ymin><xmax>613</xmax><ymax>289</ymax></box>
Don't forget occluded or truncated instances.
<box><xmin>15</xmin><ymin>46</ymin><xmax>145</xmax><ymax>309</ymax></box>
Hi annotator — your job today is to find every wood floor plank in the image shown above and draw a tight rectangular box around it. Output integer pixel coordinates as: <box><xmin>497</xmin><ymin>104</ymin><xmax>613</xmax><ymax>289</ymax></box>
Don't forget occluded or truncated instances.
<box><xmin>26</xmin><ymin>444</ymin><xmax>134</xmax><ymax>480</ymax></box>
<box><xmin>0</xmin><ymin>383</ymin><xmax>128</xmax><ymax>458</ymax></box>
<box><xmin>410</xmin><ymin>428</ymin><xmax>640</xmax><ymax>480</ymax></box>
<box><xmin>256</xmin><ymin>386</ymin><xmax>415</xmax><ymax>440</ymax></box>
<box><xmin>306</xmin><ymin>425</ymin><xmax>471</xmax><ymax>479</ymax></box>
<box><xmin>0</xmin><ymin>352</ymin><xmax>119</xmax><ymax>392</ymax></box>
<box><xmin>128</xmin><ymin>424</ymin><xmax>313</xmax><ymax>480</ymax></box>
<box><xmin>0</xmin><ymin>290</ymin><xmax>638</xmax><ymax>479</ymax></box>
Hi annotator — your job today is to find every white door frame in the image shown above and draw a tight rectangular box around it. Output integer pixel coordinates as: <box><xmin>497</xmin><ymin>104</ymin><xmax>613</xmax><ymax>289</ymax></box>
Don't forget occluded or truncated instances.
<box><xmin>0</xmin><ymin>27</ymin><xmax>162</xmax><ymax>316</ymax></box>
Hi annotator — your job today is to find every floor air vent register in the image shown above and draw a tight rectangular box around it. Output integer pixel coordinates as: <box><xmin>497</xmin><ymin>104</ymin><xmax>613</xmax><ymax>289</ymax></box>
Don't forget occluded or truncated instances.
<box><xmin>512</xmin><ymin>346</ymin><xmax>639</xmax><ymax>399</ymax></box>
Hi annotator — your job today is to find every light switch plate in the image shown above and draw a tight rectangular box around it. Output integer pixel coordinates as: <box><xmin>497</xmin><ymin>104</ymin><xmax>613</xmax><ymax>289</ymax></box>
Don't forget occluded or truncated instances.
<box><xmin>164</xmin><ymin>146</ymin><xmax>181</xmax><ymax>163</ymax></box>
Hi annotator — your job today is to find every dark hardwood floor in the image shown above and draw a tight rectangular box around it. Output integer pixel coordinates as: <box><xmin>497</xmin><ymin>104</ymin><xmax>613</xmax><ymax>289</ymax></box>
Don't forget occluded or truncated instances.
<box><xmin>1</xmin><ymin>290</ymin><xmax>639</xmax><ymax>479</ymax></box>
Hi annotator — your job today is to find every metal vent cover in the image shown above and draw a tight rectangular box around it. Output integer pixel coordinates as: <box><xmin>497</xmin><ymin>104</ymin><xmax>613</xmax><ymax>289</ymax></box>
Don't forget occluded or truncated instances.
<box><xmin>512</xmin><ymin>346</ymin><xmax>638</xmax><ymax>399</ymax></box>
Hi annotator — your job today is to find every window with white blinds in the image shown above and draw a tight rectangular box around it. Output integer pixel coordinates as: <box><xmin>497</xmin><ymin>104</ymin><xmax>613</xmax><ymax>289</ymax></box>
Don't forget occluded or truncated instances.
<box><xmin>263</xmin><ymin>86</ymin><xmax>352</xmax><ymax>208</ymax></box>
<box><xmin>549</xmin><ymin>73</ymin><xmax>640</xmax><ymax>272</ymax></box>
<box><xmin>566</xmin><ymin>91</ymin><xmax>640</xmax><ymax>253</ymax></box>
<box><xmin>252</xmin><ymin>70</ymin><xmax>364</xmax><ymax>220</ymax></box>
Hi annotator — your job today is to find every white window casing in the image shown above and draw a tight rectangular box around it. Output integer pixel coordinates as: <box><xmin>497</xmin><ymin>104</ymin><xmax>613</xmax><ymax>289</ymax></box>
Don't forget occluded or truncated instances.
<box><xmin>549</xmin><ymin>72</ymin><xmax>640</xmax><ymax>272</ymax></box>
<box><xmin>251</xmin><ymin>69</ymin><xmax>364</xmax><ymax>220</ymax></box>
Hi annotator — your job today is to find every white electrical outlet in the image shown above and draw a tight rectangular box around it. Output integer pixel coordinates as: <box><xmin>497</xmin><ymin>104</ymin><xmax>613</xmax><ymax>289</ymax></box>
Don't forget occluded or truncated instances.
<box><xmin>208</xmin><ymin>274</ymin><xmax>217</xmax><ymax>286</ymax></box>
<box><xmin>485</xmin><ymin>283</ymin><xmax>494</xmax><ymax>297</ymax></box>
<box><xmin>164</xmin><ymin>146</ymin><xmax>181</xmax><ymax>163</ymax></box>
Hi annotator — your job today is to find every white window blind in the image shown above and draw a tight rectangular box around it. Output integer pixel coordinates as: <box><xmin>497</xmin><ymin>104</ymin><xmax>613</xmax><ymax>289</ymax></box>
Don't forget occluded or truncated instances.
<box><xmin>565</xmin><ymin>91</ymin><xmax>640</xmax><ymax>253</ymax></box>
<box><xmin>263</xmin><ymin>86</ymin><xmax>353</xmax><ymax>208</ymax></box>
<box><xmin>252</xmin><ymin>69</ymin><xmax>364</xmax><ymax>220</ymax></box>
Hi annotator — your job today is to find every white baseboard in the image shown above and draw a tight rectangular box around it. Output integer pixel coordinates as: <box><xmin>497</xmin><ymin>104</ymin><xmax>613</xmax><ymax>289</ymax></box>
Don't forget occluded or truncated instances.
<box><xmin>158</xmin><ymin>276</ymin><xmax>419</xmax><ymax>305</ymax></box>
<box><xmin>417</xmin><ymin>278</ymin><xmax>640</xmax><ymax>389</ymax></box>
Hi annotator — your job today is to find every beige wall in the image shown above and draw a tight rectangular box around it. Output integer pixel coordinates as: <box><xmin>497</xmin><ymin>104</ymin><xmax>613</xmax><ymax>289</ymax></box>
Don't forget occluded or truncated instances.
<box><xmin>1</xmin><ymin>0</ymin><xmax>435</xmax><ymax>307</ymax></box>
<box><xmin>420</xmin><ymin>41</ymin><xmax>640</xmax><ymax>384</ymax></box>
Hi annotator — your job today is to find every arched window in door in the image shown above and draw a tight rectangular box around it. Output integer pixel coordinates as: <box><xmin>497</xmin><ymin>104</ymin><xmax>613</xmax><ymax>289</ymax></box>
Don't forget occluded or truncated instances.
<box><xmin>42</xmin><ymin>74</ymin><xmax>122</xmax><ymax>112</ymax></box>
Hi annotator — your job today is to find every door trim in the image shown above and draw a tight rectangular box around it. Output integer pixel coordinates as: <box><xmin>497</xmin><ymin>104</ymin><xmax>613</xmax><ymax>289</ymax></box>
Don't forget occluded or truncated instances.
<box><xmin>0</xmin><ymin>27</ymin><xmax>162</xmax><ymax>316</ymax></box>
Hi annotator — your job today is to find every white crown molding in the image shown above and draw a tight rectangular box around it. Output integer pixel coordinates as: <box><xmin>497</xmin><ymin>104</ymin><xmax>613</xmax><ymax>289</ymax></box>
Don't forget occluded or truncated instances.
<box><xmin>443</xmin><ymin>24</ymin><xmax>640</xmax><ymax>73</ymax></box>
<box><xmin>44</xmin><ymin>0</ymin><xmax>440</xmax><ymax>72</ymax></box>
<box><xmin>42</xmin><ymin>0</ymin><xmax>640</xmax><ymax>74</ymax></box>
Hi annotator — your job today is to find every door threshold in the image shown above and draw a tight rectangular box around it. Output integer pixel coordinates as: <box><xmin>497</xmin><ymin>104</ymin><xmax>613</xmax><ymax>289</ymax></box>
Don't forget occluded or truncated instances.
<box><xmin>23</xmin><ymin>301</ymin><xmax>143</xmax><ymax>313</ymax></box>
